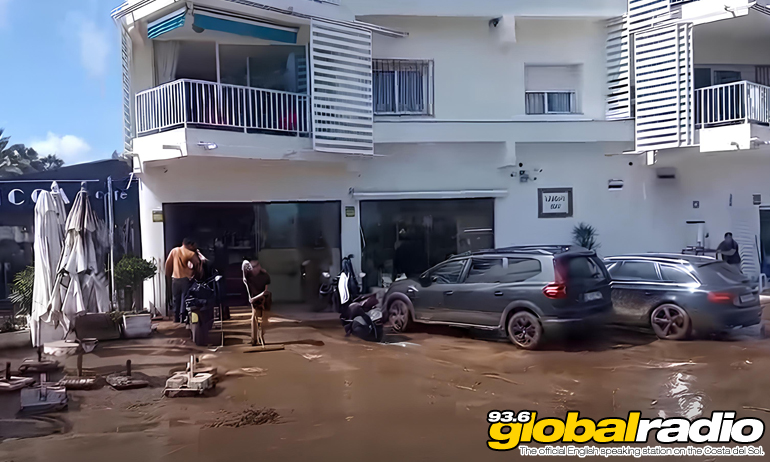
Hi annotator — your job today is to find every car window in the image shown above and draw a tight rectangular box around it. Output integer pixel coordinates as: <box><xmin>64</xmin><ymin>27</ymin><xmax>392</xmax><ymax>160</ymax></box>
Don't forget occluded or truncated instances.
<box><xmin>465</xmin><ymin>258</ymin><xmax>504</xmax><ymax>283</ymax></box>
<box><xmin>612</xmin><ymin>261</ymin><xmax>660</xmax><ymax>281</ymax></box>
<box><xmin>501</xmin><ymin>258</ymin><xmax>542</xmax><ymax>283</ymax></box>
<box><xmin>559</xmin><ymin>256</ymin><xmax>608</xmax><ymax>282</ymax></box>
<box><xmin>660</xmin><ymin>265</ymin><xmax>698</xmax><ymax>284</ymax></box>
<box><xmin>430</xmin><ymin>260</ymin><xmax>466</xmax><ymax>284</ymax></box>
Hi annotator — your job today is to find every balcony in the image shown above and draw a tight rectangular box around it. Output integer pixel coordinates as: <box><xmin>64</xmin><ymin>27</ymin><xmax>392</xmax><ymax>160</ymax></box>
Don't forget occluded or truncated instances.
<box><xmin>135</xmin><ymin>79</ymin><xmax>310</xmax><ymax>137</ymax></box>
<box><xmin>695</xmin><ymin>81</ymin><xmax>770</xmax><ymax>128</ymax></box>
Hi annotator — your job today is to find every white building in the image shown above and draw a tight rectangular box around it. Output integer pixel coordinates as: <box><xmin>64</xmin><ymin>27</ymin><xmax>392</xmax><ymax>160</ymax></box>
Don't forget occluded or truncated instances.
<box><xmin>112</xmin><ymin>0</ymin><xmax>770</xmax><ymax>314</ymax></box>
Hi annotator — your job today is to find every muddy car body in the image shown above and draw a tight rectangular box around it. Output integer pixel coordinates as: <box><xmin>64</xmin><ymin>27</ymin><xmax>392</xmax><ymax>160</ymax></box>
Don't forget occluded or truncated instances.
<box><xmin>603</xmin><ymin>254</ymin><xmax>763</xmax><ymax>339</ymax></box>
<box><xmin>384</xmin><ymin>246</ymin><xmax>612</xmax><ymax>349</ymax></box>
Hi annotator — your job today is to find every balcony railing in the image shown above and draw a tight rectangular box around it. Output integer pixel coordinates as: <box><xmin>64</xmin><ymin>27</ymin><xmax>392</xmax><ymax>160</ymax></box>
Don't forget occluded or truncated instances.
<box><xmin>135</xmin><ymin>79</ymin><xmax>310</xmax><ymax>137</ymax></box>
<box><xmin>695</xmin><ymin>81</ymin><xmax>770</xmax><ymax>128</ymax></box>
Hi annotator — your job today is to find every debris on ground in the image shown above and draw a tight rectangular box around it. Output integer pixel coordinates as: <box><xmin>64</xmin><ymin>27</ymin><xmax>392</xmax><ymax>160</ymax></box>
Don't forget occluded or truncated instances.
<box><xmin>225</xmin><ymin>367</ymin><xmax>267</xmax><ymax>377</ymax></box>
<box><xmin>743</xmin><ymin>406</ymin><xmax>770</xmax><ymax>413</ymax></box>
<box><xmin>346</xmin><ymin>416</ymin><xmax>354</xmax><ymax>421</ymax></box>
<box><xmin>204</xmin><ymin>407</ymin><xmax>280</xmax><ymax>428</ymax></box>
<box><xmin>106</xmin><ymin>361</ymin><xmax>148</xmax><ymax>390</ymax></box>
<box><xmin>302</xmin><ymin>354</ymin><xmax>322</xmax><ymax>361</ymax></box>
<box><xmin>481</xmin><ymin>373</ymin><xmax>518</xmax><ymax>385</ymax></box>
<box><xmin>455</xmin><ymin>381</ymin><xmax>482</xmax><ymax>392</ymax></box>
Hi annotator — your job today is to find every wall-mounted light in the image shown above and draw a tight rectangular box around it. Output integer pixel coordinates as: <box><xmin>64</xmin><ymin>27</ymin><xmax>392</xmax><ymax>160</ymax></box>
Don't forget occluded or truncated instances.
<box><xmin>198</xmin><ymin>141</ymin><xmax>218</xmax><ymax>150</ymax></box>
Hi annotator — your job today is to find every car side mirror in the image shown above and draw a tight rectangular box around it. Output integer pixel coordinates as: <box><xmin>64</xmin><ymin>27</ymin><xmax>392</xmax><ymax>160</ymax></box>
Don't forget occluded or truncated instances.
<box><xmin>420</xmin><ymin>274</ymin><xmax>432</xmax><ymax>287</ymax></box>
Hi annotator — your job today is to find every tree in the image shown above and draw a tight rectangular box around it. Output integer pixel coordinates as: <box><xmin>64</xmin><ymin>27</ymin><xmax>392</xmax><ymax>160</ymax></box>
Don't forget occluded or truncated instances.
<box><xmin>40</xmin><ymin>154</ymin><xmax>65</xmax><ymax>171</ymax></box>
<box><xmin>0</xmin><ymin>129</ymin><xmax>64</xmax><ymax>177</ymax></box>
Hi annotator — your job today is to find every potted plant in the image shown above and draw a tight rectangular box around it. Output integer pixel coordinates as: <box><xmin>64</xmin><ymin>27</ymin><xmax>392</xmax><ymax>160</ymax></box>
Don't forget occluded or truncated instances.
<box><xmin>114</xmin><ymin>256</ymin><xmax>157</xmax><ymax>338</ymax></box>
<box><xmin>572</xmin><ymin>223</ymin><xmax>600</xmax><ymax>251</ymax></box>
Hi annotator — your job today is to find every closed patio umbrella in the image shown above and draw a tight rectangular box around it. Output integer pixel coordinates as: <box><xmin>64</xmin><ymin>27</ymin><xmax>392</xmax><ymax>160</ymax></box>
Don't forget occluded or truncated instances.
<box><xmin>46</xmin><ymin>188</ymin><xmax>110</xmax><ymax>336</ymax></box>
<box><xmin>30</xmin><ymin>183</ymin><xmax>68</xmax><ymax>347</ymax></box>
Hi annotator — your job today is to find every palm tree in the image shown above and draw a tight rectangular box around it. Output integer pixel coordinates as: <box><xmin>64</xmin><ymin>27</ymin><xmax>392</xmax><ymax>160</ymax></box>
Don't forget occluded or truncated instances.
<box><xmin>40</xmin><ymin>154</ymin><xmax>64</xmax><ymax>171</ymax></box>
<box><xmin>0</xmin><ymin>129</ymin><xmax>63</xmax><ymax>178</ymax></box>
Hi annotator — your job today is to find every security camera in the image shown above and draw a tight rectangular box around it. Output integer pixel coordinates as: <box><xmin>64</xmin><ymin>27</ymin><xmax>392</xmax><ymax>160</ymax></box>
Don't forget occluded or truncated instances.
<box><xmin>489</xmin><ymin>17</ymin><xmax>501</xmax><ymax>28</ymax></box>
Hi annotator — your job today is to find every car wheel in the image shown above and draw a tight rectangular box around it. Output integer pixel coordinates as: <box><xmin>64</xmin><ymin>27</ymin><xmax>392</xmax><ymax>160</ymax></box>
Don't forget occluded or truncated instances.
<box><xmin>507</xmin><ymin>311</ymin><xmax>543</xmax><ymax>350</ymax></box>
<box><xmin>650</xmin><ymin>304</ymin><xmax>691</xmax><ymax>340</ymax></box>
<box><xmin>388</xmin><ymin>299</ymin><xmax>411</xmax><ymax>333</ymax></box>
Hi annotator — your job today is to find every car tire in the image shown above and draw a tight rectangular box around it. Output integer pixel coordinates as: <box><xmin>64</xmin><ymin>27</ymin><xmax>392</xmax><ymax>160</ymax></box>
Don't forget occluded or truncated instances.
<box><xmin>507</xmin><ymin>311</ymin><xmax>543</xmax><ymax>350</ymax></box>
<box><xmin>650</xmin><ymin>304</ymin><xmax>691</xmax><ymax>340</ymax></box>
<box><xmin>388</xmin><ymin>299</ymin><xmax>411</xmax><ymax>333</ymax></box>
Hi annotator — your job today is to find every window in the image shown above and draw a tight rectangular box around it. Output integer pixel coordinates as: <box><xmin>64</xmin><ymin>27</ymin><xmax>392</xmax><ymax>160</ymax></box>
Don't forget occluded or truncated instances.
<box><xmin>466</xmin><ymin>258</ymin><xmax>504</xmax><ymax>283</ymax></box>
<box><xmin>429</xmin><ymin>260</ymin><xmax>466</xmax><ymax>284</ymax></box>
<box><xmin>611</xmin><ymin>261</ymin><xmax>660</xmax><ymax>282</ymax></box>
<box><xmin>660</xmin><ymin>265</ymin><xmax>698</xmax><ymax>284</ymax></box>
<box><xmin>502</xmin><ymin>258</ymin><xmax>542</xmax><ymax>283</ymax></box>
<box><xmin>373</xmin><ymin>59</ymin><xmax>434</xmax><ymax>115</ymax></box>
<box><xmin>524</xmin><ymin>65</ymin><xmax>581</xmax><ymax>114</ymax></box>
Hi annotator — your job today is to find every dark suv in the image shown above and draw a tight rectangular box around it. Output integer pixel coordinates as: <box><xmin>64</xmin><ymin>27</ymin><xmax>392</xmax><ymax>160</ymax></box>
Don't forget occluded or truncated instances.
<box><xmin>384</xmin><ymin>246</ymin><xmax>612</xmax><ymax>349</ymax></box>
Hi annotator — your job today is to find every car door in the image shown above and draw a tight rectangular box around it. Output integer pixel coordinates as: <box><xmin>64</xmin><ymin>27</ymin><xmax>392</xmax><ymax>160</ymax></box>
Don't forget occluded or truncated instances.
<box><xmin>607</xmin><ymin>260</ymin><xmax>663</xmax><ymax>326</ymax></box>
<box><xmin>413</xmin><ymin>259</ymin><xmax>468</xmax><ymax>322</ymax></box>
<box><xmin>443</xmin><ymin>257</ymin><xmax>505</xmax><ymax>325</ymax></box>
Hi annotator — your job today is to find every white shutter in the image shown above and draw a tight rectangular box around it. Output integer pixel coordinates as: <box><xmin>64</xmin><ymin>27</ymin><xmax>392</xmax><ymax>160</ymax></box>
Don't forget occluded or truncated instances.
<box><xmin>525</xmin><ymin>66</ymin><xmax>579</xmax><ymax>92</ymax></box>
<box><xmin>310</xmin><ymin>20</ymin><xmax>374</xmax><ymax>155</ymax></box>
<box><xmin>634</xmin><ymin>23</ymin><xmax>694</xmax><ymax>151</ymax></box>
<box><xmin>121</xmin><ymin>27</ymin><xmax>133</xmax><ymax>152</ymax></box>
<box><xmin>606</xmin><ymin>16</ymin><xmax>631</xmax><ymax>120</ymax></box>
<box><xmin>628</xmin><ymin>0</ymin><xmax>670</xmax><ymax>32</ymax></box>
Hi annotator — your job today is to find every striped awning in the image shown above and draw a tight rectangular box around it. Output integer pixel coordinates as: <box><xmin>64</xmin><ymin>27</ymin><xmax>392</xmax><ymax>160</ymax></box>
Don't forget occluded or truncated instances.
<box><xmin>192</xmin><ymin>9</ymin><xmax>298</xmax><ymax>44</ymax></box>
<box><xmin>147</xmin><ymin>6</ymin><xmax>187</xmax><ymax>39</ymax></box>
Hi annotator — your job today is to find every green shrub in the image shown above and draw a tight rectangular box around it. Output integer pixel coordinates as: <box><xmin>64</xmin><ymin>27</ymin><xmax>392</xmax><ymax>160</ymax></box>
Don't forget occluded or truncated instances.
<box><xmin>114</xmin><ymin>255</ymin><xmax>157</xmax><ymax>289</ymax></box>
<box><xmin>572</xmin><ymin>223</ymin><xmax>600</xmax><ymax>251</ymax></box>
<box><xmin>10</xmin><ymin>266</ymin><xmax>35</xmax><ymax>318</ymax></box>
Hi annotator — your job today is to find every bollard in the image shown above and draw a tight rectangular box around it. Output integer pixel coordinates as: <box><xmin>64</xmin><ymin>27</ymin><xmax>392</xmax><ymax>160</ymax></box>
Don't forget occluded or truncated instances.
<box><xmin>77</xmin><ymin>353</ymin><xmax>83</xmax><ymax>377</ymax></box>
<box><xmin>126</xmin><ymin>360</ymin><xmax>132</xmax><ymax>377</ymax></box>
<box><xmin>5</xmin><ymin>362</ymin><xmax>10</xmax><ymax>381</ymax></box>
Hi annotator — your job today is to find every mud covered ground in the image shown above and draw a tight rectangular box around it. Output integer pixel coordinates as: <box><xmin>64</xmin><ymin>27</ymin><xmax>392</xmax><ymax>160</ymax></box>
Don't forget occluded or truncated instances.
<box><xmin>1</xmin><ymin>308</ymin><xmax>770</xmax><ymax>462</ymax></box>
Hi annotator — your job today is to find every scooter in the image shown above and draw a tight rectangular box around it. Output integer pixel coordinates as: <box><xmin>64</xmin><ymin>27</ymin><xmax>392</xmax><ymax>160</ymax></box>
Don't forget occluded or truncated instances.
<box><xmin>339</xmin><ymin>292</ymin><xmax>384</xmax><ymax>342</ymax></box>
<box><xmin>319</xmin><ymin>255</ymin><xmax>365</xmax><ymax>313</ymax></box>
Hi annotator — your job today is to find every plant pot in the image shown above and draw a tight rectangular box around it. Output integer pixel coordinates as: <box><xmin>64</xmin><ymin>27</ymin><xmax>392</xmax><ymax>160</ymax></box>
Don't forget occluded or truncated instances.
<box><xmin>122</xmin><ymin>313</ymin><xmax>152</xmax><ymax>339</ymax></box>
<box><xmin>74</xmin><ymin>314</ymin><xmax>121</xmax><ymax>341</ymax></box>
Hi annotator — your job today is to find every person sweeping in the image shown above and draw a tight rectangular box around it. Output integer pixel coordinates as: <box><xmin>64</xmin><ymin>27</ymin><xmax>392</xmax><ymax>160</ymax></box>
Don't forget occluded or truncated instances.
<box><xmin>242</xmin><ymin>260</ymin><xmax>272</xmax><ymax>347</ymax></box>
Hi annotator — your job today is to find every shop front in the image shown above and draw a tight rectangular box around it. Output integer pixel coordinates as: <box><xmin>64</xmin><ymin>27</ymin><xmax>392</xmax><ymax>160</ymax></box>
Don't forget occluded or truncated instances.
<box><xmin>360</xmin><ymin>198</ymin><xmax>495</xmax><ymax>290</ymax></box>
<box><xmin>163</xmin><ymin>201</ymin><xmax>341</xmax><ymax>309</ymax></box>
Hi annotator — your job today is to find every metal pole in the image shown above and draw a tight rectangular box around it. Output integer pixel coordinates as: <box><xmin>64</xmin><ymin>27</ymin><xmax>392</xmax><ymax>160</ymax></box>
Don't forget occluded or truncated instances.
<box><xmin>107</xmin><ymin>176</ymin><xmax>117</xmax><ymax>311</ymax></box>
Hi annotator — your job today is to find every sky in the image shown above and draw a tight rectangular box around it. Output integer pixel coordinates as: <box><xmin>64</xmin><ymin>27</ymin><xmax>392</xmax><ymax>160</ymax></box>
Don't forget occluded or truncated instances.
<box><xmin>0</xmin><ymin>0</ymin><xmax>122</xmax><ymax>166</ymax></box>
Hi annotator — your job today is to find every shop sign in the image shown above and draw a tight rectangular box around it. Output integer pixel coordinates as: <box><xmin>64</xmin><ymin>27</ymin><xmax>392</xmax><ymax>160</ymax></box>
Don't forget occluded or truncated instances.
<box><xmin>0</xmin><ymin>182</ymin><xmax>129</xmax><ymax>212</ymax></box>
<box><xmin>538</xmin><ymin>188</ymin><xmax>573</xmax><ymax>218</ymax></box>
<box><xmin>152</xmin><ymin>209</ymin><xmax>164</xmax><ymax>223</ymax></box>
<box><xmin>345</xmin><ymin>206</ymin><xmax>356</xmax><ymax>218</ymax></box>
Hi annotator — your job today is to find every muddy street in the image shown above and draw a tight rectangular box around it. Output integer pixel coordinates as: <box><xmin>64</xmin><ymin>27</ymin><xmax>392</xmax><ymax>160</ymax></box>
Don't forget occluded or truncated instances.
<box><xmin>2</xmin><ymin>313</ymin><xmax>770</xmax><ymax>462</ymax></box>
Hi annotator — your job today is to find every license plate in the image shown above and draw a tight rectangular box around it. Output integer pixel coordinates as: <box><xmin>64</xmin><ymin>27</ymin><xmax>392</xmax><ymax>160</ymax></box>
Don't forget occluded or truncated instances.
<box><xmin>584</xmin><ymin>291</ymin><xmax>603</xmax><ymax>302</ymax></box>
<box><xmin>740</xmin><ymin>294</ymin><xmax>756</xmax><ymax>304</ymax></box>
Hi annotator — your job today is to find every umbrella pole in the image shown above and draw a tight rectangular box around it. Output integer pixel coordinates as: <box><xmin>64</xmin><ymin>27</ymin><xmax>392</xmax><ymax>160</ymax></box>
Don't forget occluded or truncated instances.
<box><xmin>107</xmin><ymin>177</ymin><xmax>117</xmax><ymax>312</ymax></box>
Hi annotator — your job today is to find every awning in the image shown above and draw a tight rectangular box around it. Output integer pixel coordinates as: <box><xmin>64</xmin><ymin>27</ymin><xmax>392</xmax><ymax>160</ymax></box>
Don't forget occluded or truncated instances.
<box><xmin>350</xmin><ymin>189</ymin><xmax>509</xmax><ymax>200</ymax></box>
<box><xmin>192</xmin><ymin>9</ymin><xmax>299</xmax><ymax>44</ymax></box>
<box><xmin>147</xmin><ymin>6</ymin><xmax>187</xmax><ymax>39</ymax></box>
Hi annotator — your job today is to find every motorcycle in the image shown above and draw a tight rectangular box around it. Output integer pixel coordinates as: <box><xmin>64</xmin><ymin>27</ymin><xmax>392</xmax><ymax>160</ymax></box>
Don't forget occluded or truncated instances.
<box><xmin>319</xmin><ymin>255</ymin><xmax>365</xmax><ymax>313</ymax></box>
<box><xmin>339</xmin><ymin>292</ymin><xmax>384</xmax><ymax>342</ymax></box>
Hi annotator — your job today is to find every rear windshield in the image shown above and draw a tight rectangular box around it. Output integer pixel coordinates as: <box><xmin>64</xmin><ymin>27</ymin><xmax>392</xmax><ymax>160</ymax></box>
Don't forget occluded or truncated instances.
<box><xmin>556</xmin><ymin>255</ymin><xmax>608</xmax><ymax>282</ymax></box>
<box><xmin>697</xmin><ymin>261</ymin><xmax>749</xmax><ymax>286</ymax></box>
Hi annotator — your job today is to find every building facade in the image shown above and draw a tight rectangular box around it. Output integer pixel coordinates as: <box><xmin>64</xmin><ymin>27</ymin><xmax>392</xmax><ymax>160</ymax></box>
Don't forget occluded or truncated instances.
<box><xmin>113</xmin><ymin>0</ymin><xmax>770</xmax><ymax>314</ymax></box>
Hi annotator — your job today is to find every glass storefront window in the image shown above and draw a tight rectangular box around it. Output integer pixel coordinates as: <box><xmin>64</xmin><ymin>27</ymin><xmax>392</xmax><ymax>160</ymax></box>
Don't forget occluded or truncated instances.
<box><xmin>360</xmin><ymin>199</ymin><xmax>495</xmax><ymax>289</ymax></box>
<box><xmin>164</xmin><ymin>202</ymin><xmax>340</xmax><ymax>308</ymax></box>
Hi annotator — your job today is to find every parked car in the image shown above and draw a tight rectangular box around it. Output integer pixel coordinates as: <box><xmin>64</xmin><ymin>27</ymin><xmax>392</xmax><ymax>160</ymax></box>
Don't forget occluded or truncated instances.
<box><xmin>384</xmin><ymin>246</ymin><xmax>612</xmax><ymax>349</ymax></box>
<box><xmin>603</xmin><ymin>254</ymin><xmax>763</xmax><ymax>340</ymax></box>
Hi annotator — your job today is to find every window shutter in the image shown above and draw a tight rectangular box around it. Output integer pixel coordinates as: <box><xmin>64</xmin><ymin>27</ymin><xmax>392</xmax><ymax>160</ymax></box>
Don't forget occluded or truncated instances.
<box><xmin>525</xmin><ymin>66</ymin><xmax>580</xmax><ymax>92</ymax></box>
<box><xmin>310</xmin><ymin>20</ymin><xmax>374</xmax><ymax>155</ymax></box>
<box><xmin>634</xmin><ymin>23</ymin><xmax>694</xmax><ymax>151</ymax></box>
<box><xmin>627</xmin><ymin>0</ymin><xmax>670</xmax><ymax>32</ymax></box>
<box><xmin>121</xmin><ymin>27</ymin><xmax>133</xmax><ymax>152</ymax></box>
<box><xmin>606</xmin><ymin>16</ymin><xmax>631</xmax><ymax>120</ymax></box>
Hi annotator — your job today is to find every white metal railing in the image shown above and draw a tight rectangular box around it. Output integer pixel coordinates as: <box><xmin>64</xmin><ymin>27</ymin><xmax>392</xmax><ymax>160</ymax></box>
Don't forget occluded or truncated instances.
<box><xmin>695</xmin><ymin>80</ymin><xmax>770</xmax><ymax>127</ymax></box>
<box><xmin>135</xmin><ymin>79</ymin><xmax>310</xmax><ymax>136</ymax></box>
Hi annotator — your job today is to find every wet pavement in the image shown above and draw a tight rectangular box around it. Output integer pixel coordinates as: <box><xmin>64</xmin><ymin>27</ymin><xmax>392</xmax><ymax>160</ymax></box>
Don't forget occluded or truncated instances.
<box><xmin>1</xmin><ymin>310</ymin><xmax>770</xmax><ymax>461</ymax></box>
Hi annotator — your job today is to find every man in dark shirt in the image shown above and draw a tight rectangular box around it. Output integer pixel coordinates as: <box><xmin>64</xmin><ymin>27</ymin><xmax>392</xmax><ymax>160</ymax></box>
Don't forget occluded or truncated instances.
<box><xmin>717</xmin><ymin>232</ymin><xmax>742</xmax><ymax>270</ymax></box>
<box><xmin>242</xmin><ymin>259</ymin><xmax>272</xmax><ymax>346</ymax></box>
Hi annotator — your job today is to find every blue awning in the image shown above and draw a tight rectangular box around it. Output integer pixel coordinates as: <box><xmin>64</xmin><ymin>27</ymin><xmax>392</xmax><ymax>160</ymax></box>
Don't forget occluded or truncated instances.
<box><xmin>148</xmin><ymin>6</ymin><xmax>187</xmax><ymax>39</ymax></box>
<box><xmin>192</xmin><ymin>12</ymin><xmax>298</xmax><ymax>44</ymax></box>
